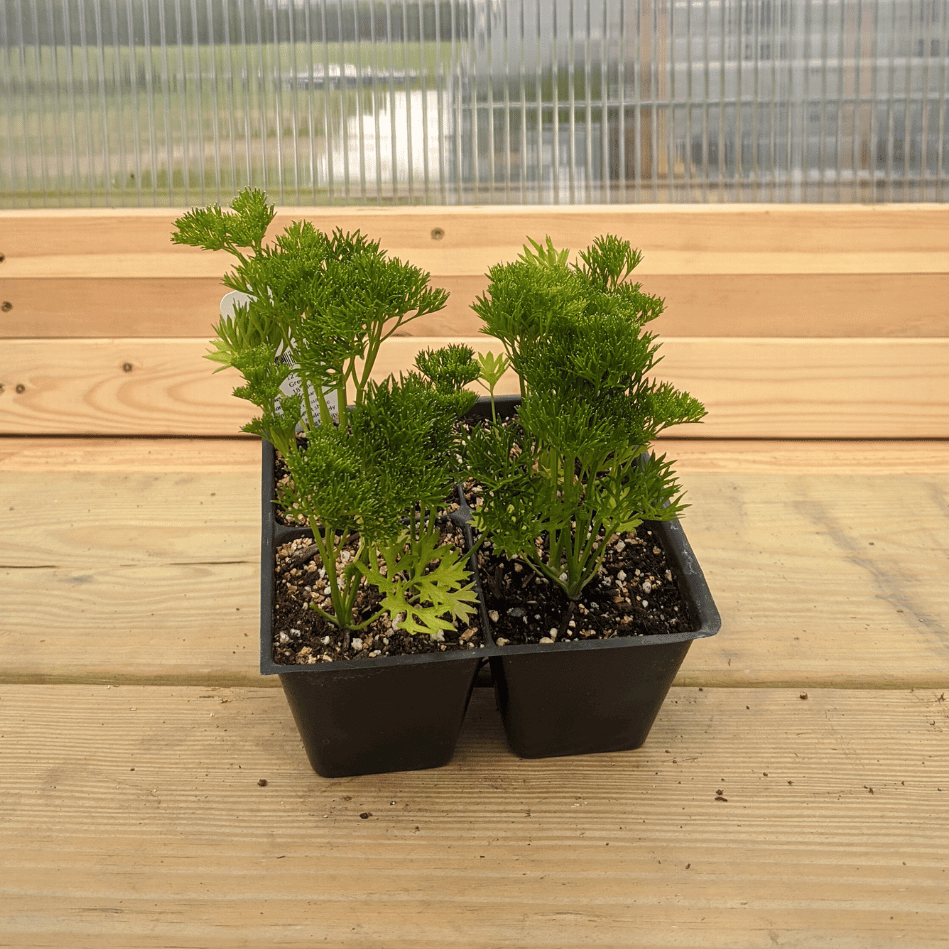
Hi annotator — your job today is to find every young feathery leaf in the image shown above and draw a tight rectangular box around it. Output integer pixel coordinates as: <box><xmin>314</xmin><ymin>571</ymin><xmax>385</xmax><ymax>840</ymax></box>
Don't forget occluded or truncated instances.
<box><xmin>576</xmin><ymin>234</ymin><xmax>643</xmax><ymax>290</ymax></box>
<box><xmin>355</xmin><ymin>530</ymin><xmax>478</xmax><ymax>638</ymax></box>
<box><xmin>476</xmin><ymin>351</ymin><xmax>510</xmax><ymax>392</ymax></box>
<box><xmin>171</xmin><ymin>188</ymin><xmax>275</xmax><ymax>256</ymax></box>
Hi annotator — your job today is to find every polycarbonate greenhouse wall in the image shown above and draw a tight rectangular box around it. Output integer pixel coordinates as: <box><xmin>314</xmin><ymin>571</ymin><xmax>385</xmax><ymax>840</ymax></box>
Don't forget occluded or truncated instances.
<box><xmin>1</xmin><ymin>0</ymin><xmax>946</xmax><ymax>207</ymax></box>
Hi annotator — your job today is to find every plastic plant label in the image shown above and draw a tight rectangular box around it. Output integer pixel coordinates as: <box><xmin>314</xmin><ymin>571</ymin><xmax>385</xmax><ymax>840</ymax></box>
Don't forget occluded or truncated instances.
<box><xmin>220</xmin><ymin>291</ymin><xmax>338</xmax><ymax>423</ymax></box>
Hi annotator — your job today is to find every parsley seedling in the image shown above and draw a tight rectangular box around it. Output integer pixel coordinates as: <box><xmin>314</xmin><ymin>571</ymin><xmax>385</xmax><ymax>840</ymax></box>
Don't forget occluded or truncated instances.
<box><xmin>468</xmin><ymin>235</ymin><xmax>706</xmax><ymax>634</ymax></box>
<box><xmin>173</xmin><ymin>190</ymin><xmax>481</xmax><ymax>640</ymax></box>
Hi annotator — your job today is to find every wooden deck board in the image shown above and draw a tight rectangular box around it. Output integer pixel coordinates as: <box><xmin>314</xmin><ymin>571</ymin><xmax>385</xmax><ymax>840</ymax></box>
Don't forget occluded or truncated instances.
<box><xmin>13</xmin><ymin>248</ymin><xmax>949</xmax><ymax>279</ymax></box>
<box><xmin>7</xmin><ymin>203</ymin><xmax>949</xmax><ymax>257</ymax></box>
<box><xmin>4</xmin><ymin>436</ymin><xmax>949</xmax><ymax>474</ymax></box>
<box><xmin>2</xmin><ymin>445</ymin><xmax>947</xmax><ymax>688</ymax></box>
<box><xmin>1</xmin><ymin>684</ymin><xmax>947</xmax><ymax>949</ymax></box>
<box><xmin>2</xmin><ymin>470</ymin><xmax>258</xmax><ymax>566</ymax></box>
<box><xmin>5</xmin><ymin>337</ymin><xmax>949</xmax><ymax>438</ymax></box>
<box><xmin>680</xmin><ymin>471</ymin><xmax>949</xmax><ymax>685</ymax></box>
<box><xmin>10</xmin><ymin>273</ymin><xmax>949</xmax><ymax>340</ymax></box>
<box><xmin>5</xmin><ymin>204</ymin><xmax>948</xmax><ymax>948</ymax></box>
<box><xmin>0</xmin><ymin>436</ymin><xmax>260</xmax><ymax>472</ymax></box>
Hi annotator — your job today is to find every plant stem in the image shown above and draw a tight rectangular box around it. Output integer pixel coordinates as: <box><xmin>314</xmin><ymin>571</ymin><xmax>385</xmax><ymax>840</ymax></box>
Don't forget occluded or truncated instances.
<box><xmin>300</xmin><ymin>381</ymin><xmax>318</xmax><ymax>433</ymax></box>
<box><xmin>315</xmin><ymin>385</ymin><xmax>333</xmax><ymax>428</ymax></box>
<box><xmin>314</xmin><ymin>530</ymin><xmax>349</xmax><ymax>623</ymax></box>
<box><xmin>557</xmin><ymin>599</ymin><xmax>578</xmax><ymax>639</ymax></box>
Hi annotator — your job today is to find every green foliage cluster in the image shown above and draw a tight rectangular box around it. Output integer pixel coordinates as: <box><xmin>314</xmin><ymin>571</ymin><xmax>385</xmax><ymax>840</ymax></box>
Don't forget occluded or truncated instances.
<box><xmin>466</xmin><ymin>235</ymin><xmax>707</xmax><ymax>621</ymax></box>
<box><xmin>173</xmin><ymin>189</ymin><xmax>450</xmax><ymax>441</ymax></box>
<box><xmin>173</xmin><ymin>191</ymin><xmax>706</xmax><ymax>645</ymax></box>
<box><xmin>173</xmin><ymin>189</ymin><xmax>479</xmax><ymax>638</ymax></box>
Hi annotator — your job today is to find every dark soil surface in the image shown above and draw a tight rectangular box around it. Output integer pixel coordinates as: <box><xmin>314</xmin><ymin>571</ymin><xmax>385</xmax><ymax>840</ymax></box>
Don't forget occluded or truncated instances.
<box><xmin>271</xmin><ymin>521</ymin><xmax>485</xmax><ymax>665</ymax></box>
<box><xmin>474</xmin><ymin>522</ymin><xmax>697</xmax><ymax>646</ymax></box>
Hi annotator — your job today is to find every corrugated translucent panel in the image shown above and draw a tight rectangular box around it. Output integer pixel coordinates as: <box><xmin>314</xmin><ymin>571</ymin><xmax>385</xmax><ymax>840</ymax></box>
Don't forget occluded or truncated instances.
<box><xmin>1</xmin><ymin>0</ymin><xmax>947</xmax><ymax>207</ymax></box>
<box><xmin>0</xmin><ymin>0</ymin><xmax>465</xmax><ymax>206</ymax></box>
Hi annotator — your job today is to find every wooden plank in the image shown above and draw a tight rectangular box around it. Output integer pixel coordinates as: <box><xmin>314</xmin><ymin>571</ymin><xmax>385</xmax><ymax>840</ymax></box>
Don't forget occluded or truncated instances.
<box><xmin>638</xmin><ymin>273</ymin><xmax>949</xmax><ymax>339</ymax></box>
<box><xmin>1</xmin><ymin>471</ymin><xmax>258</xmax><ymax>567</ymax></box>
<box><xmin>9</xmin><ymin>248</ymin><xmax>949</xmax><ymax>279</ymax></box>
<box><xmin>0</xmin><ymin>277</ymin><xmax>231</xmax><ymax>340</ymax></box>
<box><xmin>666</xmin><ymin>439</ymin><xmax>949</xmax><ymax>473</ymax></box>
<box><xmin>0</xmin><ymin>275</ymin><xmax>489</xmax><ymax>340</ymax></box>
<box><xmin>1</xmin><ymin>684</ymin><xmax>947</xmax><ymax>948</ymax></box>
<box><xmin>0</xmin><ymin>437</ymin><xmax>260</xmax><ymax>472</ymax></box>
<box><xmin>3</xmin><ymin>337</ymin><xmax>949</xmax><ymax>437</ymax></box>
<box><xmin>651</xmin><ymin>337</ymin><xmax>949</xmax><ymax>439</ymax></box>
<box><xmin>5</xmin><ymin>205</ymin><xmax>946</xmax><ymax>340</ymax></box>
<box><xmin>5</xmin><ymin>203</ymin><xmax>949</xmax><ymax>257</ymax></box>
<box><xmin>1</xmin><ymin>338</ymin><xmax>250</xmax><ymax>436</ymax></box>
<box><xmin>6</xmin><ymin>273</ymin><xmax>949</xmax><ymax>339</ymax></box>
<box><xmin>676</xmin><ymin>470</ymin><xmax>949</xmax><ymax>688</ymax></box>
<box><xmin>0</xmin><ymin>562</ymin><xmax>261</xmax><ymax>686</ymax></box>
<box><xmin>1</xmin><ymin>462</ymin><xmax>947</xmax><ymax>687</ymax></box>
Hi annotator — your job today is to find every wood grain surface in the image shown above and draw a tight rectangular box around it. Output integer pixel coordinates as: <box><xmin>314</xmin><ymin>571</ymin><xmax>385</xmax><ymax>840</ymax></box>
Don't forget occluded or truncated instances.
<box><xmin>4</xmin><ymin>204</ymin><xmax>948</xmax><ymax>340</ymax></box>
<box><xmin>4</xmin><ymin>336</ymin><xmax>949</xmax><ymax>437</ymax></box>
<box><xmin>4</xmin><ymin>437</ymin><xmax>949</xmax><ymax>474</ymax></box>
<box><xmin>2</xmin><ymin>448</ymin><xmax>947</xmax><ymax>688</ymax></box>
<box><xmin>7</xmin><ymin>273</ymin><xmax>949</xmax><ymax>339</ymax></box>
<box><xmin>0</xmin><ymin>436</ymin><xmax>260</xmax><ymax>472</ymax></box>
<box><xmin>9</xmin><ymin>248</ymin><xmax>949</xmax><ymax>279</ymax></box>
<box><xmin>1</xmin><ymin>684</ymin><xmax>947</xmax><ymax>949</ymax></box>
<box><xmin>6</xmin><ymin>203</ymin><xmax>949</xmax><ymax>256</ymax></box>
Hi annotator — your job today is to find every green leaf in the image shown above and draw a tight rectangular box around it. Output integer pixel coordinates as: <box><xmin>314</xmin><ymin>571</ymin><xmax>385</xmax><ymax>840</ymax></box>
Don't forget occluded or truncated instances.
<box><xmin>415</xmin><ymin>344</ymin><xmax>479</xmax><ymax>390</ymax></box>
<box><xmin>518</xmin><ymin>235</ymin><xmax>570</xmax><ymax>268</ymax></box>
<box><xmin>171</xmin><ymin>187</ymin><xmax>275</xmax><ymax>255</ymax></box>
<box><xmin>281</xmin><ymin>425</ymin><xmax>381</xmax><ymax>540</ymax></box>
<box><xmin>576</xmin><ymin>234</ymin><xmax>643</xmax><ymax>290</ymax></box>
<box><xmin>476</xmin><ymin>351</ymin><xmax>510</xmax><ymax>392</ymax></box>
<box><xmin>356</xmin><ymin>530</ymin><xmax>478</xmax><ymax>638</ymax></box>
<box><xmin>349</xmin><ymin>373</ymin><xmax>464</xmax><ymax>530</ymax></box>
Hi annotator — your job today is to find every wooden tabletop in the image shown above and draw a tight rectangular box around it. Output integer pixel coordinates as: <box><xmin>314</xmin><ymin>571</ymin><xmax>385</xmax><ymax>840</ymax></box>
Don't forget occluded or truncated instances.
<box><xmin>3</xmin><ymin>203</ymin><xmax>948</xmax><ymax>946</ymax></box>
<box><xmin>2</xmin><ymin>437</ymin><xmax>948</xmax><ymax>949</ymax></box>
